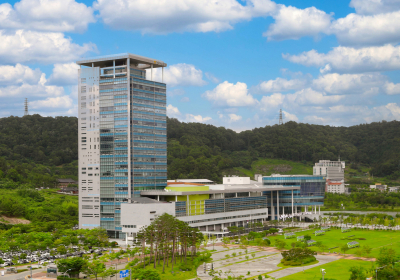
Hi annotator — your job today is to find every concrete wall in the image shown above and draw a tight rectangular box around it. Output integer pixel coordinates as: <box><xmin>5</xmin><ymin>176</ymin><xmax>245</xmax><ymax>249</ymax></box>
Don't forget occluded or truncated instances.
<box><xmin>78</xmin><ymin>67</ymin><xmax>101</xmax><ymax>229</ymax></box>
<box><xmin>223</xmin><ymin>177</ymin><xmax>250</xmax><ymax>185</ymax></box>
<box><xmin>120</xmin><ymin>202</ymin><xmax>175</xmax><ymax>233</ymax></box>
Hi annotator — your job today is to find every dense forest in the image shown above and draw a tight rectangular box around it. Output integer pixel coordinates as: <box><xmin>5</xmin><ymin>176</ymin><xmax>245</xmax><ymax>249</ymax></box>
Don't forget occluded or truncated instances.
<box><xmin>167</xmin><ymin>118</ymin><xmax>400</xmax><ymax>182</ymax></box>
<box><xmin>0</xmin><ymin>115</ymin><xmax>399</xmax><ymax>185</ymax></box>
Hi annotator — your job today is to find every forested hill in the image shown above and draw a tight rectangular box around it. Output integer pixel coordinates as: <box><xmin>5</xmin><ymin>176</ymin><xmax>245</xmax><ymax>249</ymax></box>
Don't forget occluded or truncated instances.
<box><xmin>0</xmin><ymin>115</ymin><xmax>399</xmax><ymax>186</ymax></box>
<box><xmin>167</xmin><ymin>118</ymin><xmax>400</xmax><ymax>181</ymax></box>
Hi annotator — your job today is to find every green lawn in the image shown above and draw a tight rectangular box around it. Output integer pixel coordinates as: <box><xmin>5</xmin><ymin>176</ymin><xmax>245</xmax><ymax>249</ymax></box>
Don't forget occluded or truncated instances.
<box><xmin>279</xmin><ymin>259</ymin><xmax>373</xmax><ymax>280</ymax></box>
<box><xmin>265</xmin><ymin>228</ymin><xmax>400</xmax><ymax>258</ymax></box>
<box><xmin>135</xmin><ymin>256</ymin><xmax>198</xmax><ymax>280</ymax></box>
<box><xmin>223</xmin><ymin>158</ymin><xmax>313</xmax><ymax>178</ymax></box>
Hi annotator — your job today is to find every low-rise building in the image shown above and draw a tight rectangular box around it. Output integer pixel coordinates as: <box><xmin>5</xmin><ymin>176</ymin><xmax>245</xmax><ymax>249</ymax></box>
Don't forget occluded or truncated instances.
<box><xmin>313</xmin><ymin>159</ymin><xmax>346</xmax><ymax>193</ymax></box>
<box><xmin>389</xmin><ymin>186</ymin><xmax>400</xmax><ymax>192</ymax></box>
<box><xmin>370</xmin><ymin>183</ymin><xmax>387</xmax><ymax>191</ymax></box>
<box><xmin>57</xmin><ymin>178</ymin><xmax>78</xmax><ymax>188</ymax></box>
<box><xmin>120</xmin><ymin>175</ymin><xmax>326</xmax><ymax>240</ymax></box>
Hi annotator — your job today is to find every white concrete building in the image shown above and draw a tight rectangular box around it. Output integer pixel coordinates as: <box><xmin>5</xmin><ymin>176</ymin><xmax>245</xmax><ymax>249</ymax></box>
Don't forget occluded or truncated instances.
<box><xmin>314</xmin><ymin>160</ymin><xmax>347</xmax><ymax>193</ymax></box>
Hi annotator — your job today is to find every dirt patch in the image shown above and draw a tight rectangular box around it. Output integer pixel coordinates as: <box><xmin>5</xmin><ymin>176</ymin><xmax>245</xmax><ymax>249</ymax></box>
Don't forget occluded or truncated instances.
<box><xmin>273</xmin><ymin>164</ymin><xmax>292</xmax><ymax>173</ymax></box>
<box><xmin>0</xmin><ymin>216</ymin><xmax>31</xmax><ymax>224</ymax></box>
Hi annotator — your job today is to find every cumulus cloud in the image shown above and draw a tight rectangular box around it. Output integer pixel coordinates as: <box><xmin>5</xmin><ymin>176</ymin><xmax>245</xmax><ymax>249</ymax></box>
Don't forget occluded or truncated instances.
<box><xmin>94</xmin><ymin>0</ymin><xmax>276</xmax><ymax>34</ymax></box>
<box><xmin>47</xmin><ymin>63</ymin><xmax>79</xmax><ymax>86</ymax></box>
<box><xmin>312</xmin><ymin>73</ymin><xmax>387</xmax><ymax>95</ymax></box>
<box><xmin>257</xmin><ymin>77</ymin><xmax>308</xmax><ymax>93</ymax></box>
<box><xmin>350</xmin><ymin>0</ymin><xmax>400</xmax><ymax>15</ymax></box>
<box><xmin>203</xmin><ymin>81</ymin><xmax>257</xmax><ymax>107</ymax></box>
<box><xmin>166</xmin><ymin>104</ymin><xmax>181</xmax><ymax>118</ymax></box>
<box><xmin>283</xmin><ymin>45</ymin><xmax>400</xmax><ymax>73</ymax></box>
<box><xmin>259</xmin><ymin>93</ymin><xmax>284</xmax><ymax>111</ymax></box>
<box><xmin>285</xmin><ymin>88</ymin><xmax>344</xmax><ymax>106</ymax></box>
<box><xmin>0</xmin><ymin>63</ymin><xmax>42</xmax><ymax>86</ymax></box>
<box><xmin>228</xmin><ymin>113</ymin><xmax>242</xmax><ymax>122</ymax></box>
<box><xmin>30</xmin><ymin>95</ymin><xmax>73</xmax><ymax>109</ymax></box>
<box><xmin>384</xmin><ymin>82</ymin><xmax>400</xmax><ymax>95</ymax></box>
<box><xmin>0</xmin><ymin>30</ymin><xmax>96</xmax><ymax>64</ymax></box>
<box><xmin>282</xmin><ymin>111</ymin><xmax>299</xmax><ymax>122</ymax></box>
<box><xmin>265</xmin><ymin>6</ymin><xmax>332</xmax><ymax>41</ymax></box>
<box><xmin>185</xmin><ymin>114</ymin><xmax>212</xmax><ymax>123</ymax></box>
<box><xmin>0</xmin><ymin>0</ymin><xmax>95</xmax><ymax>33</ymax></box>
<box><xmin>149</xmin><ymin>63</ymin><xmax>207</xmax><ymax>87</ymax></box>
<box><xmin>331</xmin><ymin>11</ymin><xmax>400</xmax><ymax>46</ymax></box>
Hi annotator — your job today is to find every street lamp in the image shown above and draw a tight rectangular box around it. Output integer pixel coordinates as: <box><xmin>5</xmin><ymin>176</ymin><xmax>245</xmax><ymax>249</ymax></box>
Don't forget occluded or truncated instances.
<box><xmin>321</xmin><ymin>268</ymin><xmax>326</xmax><ymax>280</ymax></box>
<box><xmin>64</xmin><ymin>268</ymin><xmax>72</xmax><ymax>280</ymax></box>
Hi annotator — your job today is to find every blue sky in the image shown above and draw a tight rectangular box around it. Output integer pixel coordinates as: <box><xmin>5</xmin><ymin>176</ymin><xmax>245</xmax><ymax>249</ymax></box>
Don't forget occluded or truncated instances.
<box><xmin>1</xmin><ymin>0</ymin><xmax>400</xmax><ymax>131</ymax></box>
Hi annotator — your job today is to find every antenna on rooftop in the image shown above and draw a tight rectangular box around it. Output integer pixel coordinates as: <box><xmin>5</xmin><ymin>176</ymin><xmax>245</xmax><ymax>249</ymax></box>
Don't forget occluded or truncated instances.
<box><xmin>24</xmin><ymin>98</ymin><xmax>29</xmax><ymax>116</ymax></box>
<box><xmin>279</xmin><ymin>109</ymin><xmax>284</xmax><ymax>125</ymax></box>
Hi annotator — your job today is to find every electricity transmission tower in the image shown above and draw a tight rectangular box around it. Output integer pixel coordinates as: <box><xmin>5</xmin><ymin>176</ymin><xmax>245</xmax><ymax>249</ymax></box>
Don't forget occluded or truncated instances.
<box><xmin>24</xmin><ymin>98</ymin><xmax>29</xmax><ymax>116</ymax></box>
<box><xmin>279</xmin><ymin>108</ymin><xmax>284</xmax><ymax>125</ymax></box>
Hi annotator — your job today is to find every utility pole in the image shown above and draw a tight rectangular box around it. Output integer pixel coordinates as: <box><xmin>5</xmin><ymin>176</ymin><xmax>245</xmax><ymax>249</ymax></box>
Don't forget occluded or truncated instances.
<box><xmin>279</xmin><ymin>109</ymin><xmax>283</xmax><ymax>125</ymax></box>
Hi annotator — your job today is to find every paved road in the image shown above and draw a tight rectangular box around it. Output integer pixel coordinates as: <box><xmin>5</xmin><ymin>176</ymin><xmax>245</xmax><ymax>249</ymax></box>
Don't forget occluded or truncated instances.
<box><xmin>0</xmin><ymin>269</ymin><xmax>39</xmax><ymax>280</ymax></box>
<box><xmin>321</xmin><ymin>210</ymin><xmax>400</xmax><ymax>216</ymax></box>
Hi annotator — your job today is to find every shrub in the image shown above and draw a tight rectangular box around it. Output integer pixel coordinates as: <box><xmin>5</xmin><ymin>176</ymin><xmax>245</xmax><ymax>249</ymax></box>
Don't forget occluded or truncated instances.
<box><xmin>280</xmin><ymin>247</ymin><xmax>317</xmax><ymax>266</ymax></box>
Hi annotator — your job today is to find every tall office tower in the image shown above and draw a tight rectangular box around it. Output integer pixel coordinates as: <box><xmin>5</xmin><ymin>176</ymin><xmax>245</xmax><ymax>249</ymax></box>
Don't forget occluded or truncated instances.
<box><xmin>76</xmin><ymin>53</ymin><xmax>168</xmax><ymax>238</ymax></box>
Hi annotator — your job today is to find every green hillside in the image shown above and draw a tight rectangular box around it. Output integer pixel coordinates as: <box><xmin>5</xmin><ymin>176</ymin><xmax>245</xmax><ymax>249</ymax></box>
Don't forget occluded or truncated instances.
<box><xmin>221</xmin><ymin>158</ymin><xmax>313</xmax><ymax>179</ymax></box>
<box><xmin>0</xmin><ymin>115</ymin><xmax>399</xmax><ymax>186</ymax></box>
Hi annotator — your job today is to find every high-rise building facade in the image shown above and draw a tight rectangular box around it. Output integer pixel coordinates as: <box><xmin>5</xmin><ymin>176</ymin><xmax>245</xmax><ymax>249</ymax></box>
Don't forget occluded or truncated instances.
<box><xmin>77</xmin><ymin>53</ymin><xmax>167</xmax><ymax>238</ymax></box>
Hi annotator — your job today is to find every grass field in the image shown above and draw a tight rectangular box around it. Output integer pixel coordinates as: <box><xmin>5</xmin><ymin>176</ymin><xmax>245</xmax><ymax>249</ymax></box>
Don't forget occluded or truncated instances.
<box><xmin>223</xmin><ymin>158</ymin><xmax>313</xmax><ymax>179</ymax></box>
<box><xmin>279</xmin><ymin>259</ymin><xmax>373</xmax><ymax>280</ymax></box>
<box><xmin>265</xmin><ymin>228</ymin><xmax>400</xmax><ymax>258</ymax></box>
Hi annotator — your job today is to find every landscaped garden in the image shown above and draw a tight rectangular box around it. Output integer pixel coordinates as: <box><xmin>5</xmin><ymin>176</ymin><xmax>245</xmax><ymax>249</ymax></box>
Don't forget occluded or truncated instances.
<box><xmin>279</xmin><ymin>259</ymin><xmax>373</xmax><ymax>280</ymax></box>
<box><xmin>263</xmin><ymin>228</ymin><xmax>400</xmax><ymax>258</ymax></box>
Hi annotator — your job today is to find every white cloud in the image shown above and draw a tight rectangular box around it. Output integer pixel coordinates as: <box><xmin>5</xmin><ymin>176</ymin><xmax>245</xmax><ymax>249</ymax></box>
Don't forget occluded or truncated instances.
<box><xmin>30</xmin><ymin>95</ymin><xmax>73</xmax><ymax>109</ymax></box>
<box><xmin>259</xmin><ymin>93</ymin><xmax>284</xmax><ymax>111</ymax></box>
<box><xmin>180</xmin><ymin>97</ymin><xmax>190</xmax><ymax>102</ymax></box>
<box><xmin>350</xmin><ymin>0</ymin><xmax>400</xmax><ymax>15</ymax></box>
<box><xmin>205</xmin><ymin>72</ymin><xmax>220</xmax><ymax>83</ymax></box>
<box><xmin>312</xmin><ymin>73</ymin><xmax>387</xmax><ymax>95</ymax></box>
<box><xmin>282</xmin><ymin>111</ymin><xmax>299</xmax><ymax>122</ymax></box>
<box><xmin>257</xmin><ymin>77</ymin><xmax>308</xmax><ymax>93</ymax></box>
<box><xmin>283</xmin><ymin>45</ymin><xmax>400</xmax><ymax>73</ymax></box>
<box><xmin>0</xmin><ymin>30</ymin><xmax>96</xmax><ymax>64</ymax></box>
<box><xmin>149</xmin><ymin>63</ymin><xmax>207</xmax><ymax>87</ymax></box>
<box><xmin>185</xmin><ymin>114</ymin><xmax>212</xmax><ymax>123</ymax></box>
<box><xmin>285</xmin><ymin>88</ymin><xmax>344</xmax><ymax>106</ymax></box>
<box><xmin>0</xmin><ymin>63</ymin><xmax>42</xmax><ymax>86</ymax></box>
<box><xmin>94</xmin><ymin>0</ymin><xmax>276</xmax><ymax>34</ymax></box>
<box><xmin>203</xmin><ymin>81</ymin><xmax>257</xmax><ymax>107</ymax></box>
<box><xmin>331</xmin><ymin>11</ymin><xmax>400</xmax><ymax>46</ymax></box>
<box><xmin>228</xmin><ymin>113</ymin><xmax>242</xmax><ymax>122</ymax></box>
<box><xmin>0</xmin><ymin>82</ymin><xmax>64</xmax><ymax>98</ymax></box>
<box><xmin>48</xmin><ymin>63</ymin><xmax>79</xmax><ymax>85</ymax></box>
<box><xmin>0</xmin><ymin>0</ymin><xmax>95</xmax><ymax>33</ymax></box>
<box><xmin>384</xmin><ymin>82</ymin><xmax>400</xmax><ymax>95</ymax></box>
<box><xmin>167</xmin><ymin>104</ymin><xmax>181</xmax><ymax>118</ymax></box>
<box><xmin>265</xmin><ymin>6</ymin><xmax>332</xmax><ymax>41</ymax></box>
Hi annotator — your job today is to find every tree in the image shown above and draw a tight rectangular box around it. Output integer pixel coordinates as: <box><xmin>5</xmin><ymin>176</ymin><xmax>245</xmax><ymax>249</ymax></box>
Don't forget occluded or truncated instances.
<box><xmin>211</xmin><ymin>235</ymin><xmax>217</xmax><ymax>250</ymax></box>
<box><xmin>82</xmin><ymin>260</ymin><xmax>105</xmax><ymax>280</ymax></box>
<box><xmin>57</xmin><ymin>245</ymin><xmax>67</xmax><ymax>255</ymax></box>
<box><xmin>133</xmin><ymin>268</ymin><xmax>161</xmax><ymax>280</ymax></box>
<box><xmin>56</xmin><ymin>257</ymin><xmax>87</xmax><ymax>278</ymax></box>
<box><xmin>340</xmin><ymin>244</ymin><xmax>349</xmax><ymax>255</ymax></box>
<box><xmin>349</xmin><ymin>266</ymin><xmax>366</xmax><ymax>280</ymax></box>
<box><xmin>362</xmin><ymin>245</ymin><xmax>371</xmax><ymax>257</ymax></box>
<box><xmin>377</xmin><ymin>247</ymin><xmax>397</xmax><ymax>267</ymax></box>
